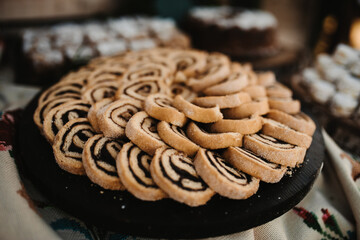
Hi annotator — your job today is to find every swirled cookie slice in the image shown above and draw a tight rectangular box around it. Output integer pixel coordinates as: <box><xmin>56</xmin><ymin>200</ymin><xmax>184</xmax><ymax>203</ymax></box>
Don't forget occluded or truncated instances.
<box><xmin>266</xmin><ymin>110</ymin><xmax>316</xmax><ymax>136</ymax></box>
<box><xmin>87</xmin><ymin>98</ymin><xmax>113</xmax><ymax>132</ymax></box>
<box><xmin>202</xmin><ymin>65</ymin><xmax>249</xmax><ymax>96</ymax></box>
<box><xmin>157</xmin><ymin>121</ymin><xmax>200</xmax><ymax>156</ymax></box>
<box><xmin>268</xmin><ymin>98</ymin><xmax>301</xmax><ymax>114</ymax></box>
<box><xmin>151</xmin><ymin>147</ymin><xmax>215</xmax><ymax>206</ymax></box>
<box><xmin>38</xmin><ymin>80</ymin><xmax>85</xmax><ymax>105</ymax></box>
<box><xmin>83</xmin><ymin>134</ymin><xmax>126</xmax><ymax>190</ymax></box>
<box><xmin>187</xmin><ymin>122</ymin><xmax>243</xmax><ymax>149</ymax></box>
<box><xmin>223</xmin><ymin>98</ymin><xmax>269</xmax><ymax>119</ymax></box>
<box><xmin>241</xmin><ymin>85</ymin><xmax>267</xmax><ymax>99</ymax></box>
<box><xmin>87</xmin><ymin>65</ymin><xmax>126</xmax><ymax>84</ymax></box>
<box><xmin>53</xmin><ymin>118</ymin><xmax>95</xmax><ymax>175</ymax></box>
<box><xmin>170</xmin><ymin>83</ymin><xmax>198</xmax><ymax>102</ymax></box>
<box><xmin>188</xmin><ymin>53</ymin><xmax>231</xmax><ymax>92</ymax></box>
<box><xmin>256</xmin><ymin>72</ymin><xmax>276</xmax><ymax>87</ymax></box>
<box><xmin>144</xmin><ymin>94</ymin><xmax>187</xmax><ymax>127</ymax></box>
<box><xmin>43</xmin><ymin>100</ymin><xmax>91</xmax><ymax>143</ymax></box>
<box><xmin>123</xmin><ymin>62</ymin><xmax>172</xmax><ymax>83</ymax></box>
<box><xmin>210</xmin><ymin>115</ymin><xmax>262</xmax><ymax>135</ymax></box>
<box><xmin>223</xmin><ymin>147</ymin><xmax>286</xmax><ymax>183</ymax></box>
<box><xmin>262</xmin><ymin>118</ymin><xmax>313</xmax><ymax>148</ymax></box>
<box><xmin>125</xmin><ymin>111</ymin><xmax>167</xmax><ymax>155</ymax></box>
<box><xmin>194</xmin><ymin>149</ymin><xmax>259</xmax><ymax>199</ymax></box>
<box><xmin>192</xmin><ymin>92</ymin><xmax>251</xmax><ymax>109</ymax></box>
<box><xmin>81</xmin><ymin>80</ymin><xmax>118</xmax><ymax>104</ymax></box>
<box><xmin>116</xmin><ymin>142</ymin><xmax>167</xmax><ymax>201</ymax></box>
<box><xmin>97</xmin><ymin>99</ymin><xmax>142</xmax><ymax>138</ymax></box>
<box><xmin>266</xmin><ymin>82</ymin><xmax>293</xmax><ymax>98</ymax></box>
<box><xmin>115</xmin><ymin>77</ymin><xmax>169</xmax><ymax>102</ymax></box>
<box><xmin>169</xmin><ymin>49</ymin><xmax>207</xmax><ymax>82</ymax></box>
<box><xmin>243</xmin><ymin>134</ymin><xmax>306</xmax><ymax>167</ymax></box>
<box><xmin>173</xmin><ymin>95</ymin><xmax>223</xmax><ymax>123</ymax></box>
<box><xmin>34</xmin><ymin>96</ymin><xmax>80</xmax><ymax>129</ymax></box>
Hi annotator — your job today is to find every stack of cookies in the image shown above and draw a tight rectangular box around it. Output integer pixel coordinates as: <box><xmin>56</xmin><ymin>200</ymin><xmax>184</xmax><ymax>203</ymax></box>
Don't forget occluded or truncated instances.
<box><xmin>33</xmin><ymin>48</ymin><xmax>316</xmax><ymax>207</ymax></box>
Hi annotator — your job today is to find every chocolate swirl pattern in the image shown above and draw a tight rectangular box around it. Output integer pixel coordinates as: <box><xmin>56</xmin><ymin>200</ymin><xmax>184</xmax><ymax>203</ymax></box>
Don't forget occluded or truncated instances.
<box><xmin>194</xmin><ymin>149</ymin><xmax>260</xmax><ymax>199</ymax></box>
<box><xmin>188</xmin><ymin>53</ymin><xmax>231</xmax><ymax>92</ymax></box>
<box><xmin>144</xmin><ymin>94</ymin><xmax>187</xmax><ymax>127</ymax></box>
<box><xmin>38</xmin><ymin>81</ymin><xmax>84</xmax><ymax>105</ymax></box>
<box><xmin>53</xmin><ymin>118</ymin><xmax>95</xmax><ymax>175</ymax></box>
<box><xmin>223</xmin><ymin>147</ymin><xmax>286</xmax><ymax>183</ymax></box>
<box><xmin>83</xmin><ymin>134</ymin><xmax>126</xmax><ymax>190</ymax></box>
<box><xmin>116</xmin><ymin>78</ymin><xmax>169</xmax><ymax>102</ymax></box>
<box><xmin>169</xmin><ymin>50</ymin><xmax>207</xmax><ymax>81</ymax></box>
<box><xmin>151</xmin><ymin>147</ymin><xmax>215</xmax><ymax>206</ymax></box>
<box><xmin>34</xmin><ymin>96</ymin><xmax>80</xmax><ymax>129</ymax></box>
<box><xmin>244</xmin><ymin>134</ymin><xmax>306</xmax><ymax>167</ymax></box>
<box><xmin>87</xmin><ymin>98</ymin><xmax>113</xmax><ymax>132</ymax></box>
<box><xmin>43</xmin><ymin>100</ymin><xmax>91</xmax><ymax>143</ymax></box>
<box><xmin>82</xmin><ymin>80</ymin><xmax>119</xmax><ymax>104</ymax></box>
<box><xmin>170</xmin><ymin>83</ymin><xmax>198</xmax><ymax>102</ymax></box>
<box><xmin>98</xmin><ymin>99</ymin><xmax>142</xmax><ymax>138</ymax></box>
<box><xmin>87</xmin><ymin>65</ymin><xmax>126</xmax><ymax>84</ymax></box>
<box><xmin>116</xmin><ymin>142</ymin><xmax>167</xmax><ymax>201</ymax></box>
<box><xmin>125</xmin><ymin>111</ymin><xmax>167</xmax><ymax>155</ymax></box>
<box><xmin>123</xmin><ymin>62</ymin><xmax>172</xmax><ymax>83</ymax></box>
<box><xmin>157</xmin><ymin>121</ymin><xmax>199</xmax><ymax>156</ymax></box>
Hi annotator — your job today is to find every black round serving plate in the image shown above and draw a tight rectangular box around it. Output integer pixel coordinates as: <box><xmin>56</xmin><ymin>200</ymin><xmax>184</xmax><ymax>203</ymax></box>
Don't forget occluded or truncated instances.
<box><xmin>15</xmin><ymin>94</ymin><xmax>325</xmax><ymax>239</ymax></box>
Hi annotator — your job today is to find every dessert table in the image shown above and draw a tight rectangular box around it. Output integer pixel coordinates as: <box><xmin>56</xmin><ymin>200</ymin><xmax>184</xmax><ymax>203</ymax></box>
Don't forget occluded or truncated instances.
<box><xmin>0</xmin><ymin>83</ymin><xmax>358</xmax><ymax>240</ymax></box>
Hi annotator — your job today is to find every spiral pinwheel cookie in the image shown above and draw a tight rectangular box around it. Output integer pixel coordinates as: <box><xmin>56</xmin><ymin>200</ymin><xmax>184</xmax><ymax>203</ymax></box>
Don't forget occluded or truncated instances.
<box><xmin>256</xmin><ymin>72</ymin><xmax>276</xmax><ymax>87</ymax></box>
<box><xmin>210</xmin><ymin>115</ymin><xmax>262</xmax><ymax>135</ymax></box>
<box><xmin>43</xmin><ymin>100</ymin><xmax>91</xmax><ymax>143</ymax></box>
<box><xmin>83</xmin><ymin>134</ymin><xmax>126</xmax><ymax>190</ymax></box>
<box><xmin>87</xmin><ymin>65</ymin><xmax>127</xmax><ymax>84</ymax></box>
<box><xmin>144</xmin><ymin>94</ymin><xmax>187</xmax><ymax>127</ymax></box>
<box><xmin>38</xmin><ymin>80</ymin><xmax>85</xmax><ymax>105</ymax></box>
<box><xmin>123</xmin><ymin>62</ymin><xmax>173</xmax><ymax>84</ymax></box>
<box><xmin>53</xmin><ymin>118</ymin><xmax>95</xmax><ymax>175</ymax></box>
<box><xmin>268</xmin><ymin>98</ymin><xmax>301</xmax><ymax>114</ymax></box>
<box><xmin>169</xmin><ymin>49</ymin><xmax>207</xmax><ymax>82</ymax></box>
<box><xmin>87</xmin><ymin>98</ymin><xmax>113</xmax><ymax>133</ymax></box>
<box><xmin>266</xmin><ymin>82</ymin><xmax>293</xmax><ymax>98</ymax></box>
<box><xmin>170</xmin><ymin>83</ymin><xmax>198</xmax><ymax>102</ymax></box>
<box><xmin>81</xmin><ymin>80</ymin><xmax>118</xmax><ymax>104</ymax></box>
<box><xmin>97</xmin><ymin>99</ymin><xmax>142</xmax><ymax>138</ymax></box>
<box><xmin>223</xmin><ymin>98</ymin><xmax>269</xmax><ymax>119</ymax></box>
<box><xmin>116</xmin><ymin>142</ymin><xmax>167</xmax><ymax>201</ymax></box>
<box><xmin>186</xmin><ymin>122</ymin><xmax>243</xmax><ymax>149</ymax></box>
<box><xmin>173</xmin><ymin>95</ymin><xmax>223</xmax><ymax>123</ymax></box>
<box><xmin>192</xmin><ymin>92</ymin><xmax>251</xmax><ymax>109</ymax></box>
<box><xmin>202</xmin><ymin>65</ymin><xmax>249</xmax><ymax>96</ymax></box>
<box><xmin>241</xmin><ymin>85</ymin><xmax>267</xmax><ymax>99</ymax></box>
<box><xmin>266</xmin><ymin>110</ymin><xmax>316</xmax><ymax>136</ymax></box>
<box><xmin>194</xmin><ymin>149</ymin><xmax>260</xmax><ymax>199</ymax></box>
<box><xmin>223</xmin><ymin>147</ymin><xmax>287</xmax><ymax>183</ymax></box>
<box><xmin>151</xmin><ymin>147</ymin><xmax>215</xmax><ymax>206</ymax></box>
<box><xmin>261</xmin><ymin>118</ymin><xmax>313</xmax><ymax>148</ymax></box>
<box><xmin>157</xmin><ymin>121</ymin><xmax>200</xmax><ymax>156</ymax></box>
<box><xmin>33</xmin><ymin>96</ymin><xmax>80</xmax><ymax>129</ymax></box>
<box><xmin>115</xmin><ymin>77</ymin><xmax>169</xmax><ymax>102</ymax></box>
<box><xmin>243</xmin><ymin>134</ymin><xmax>306</xmax><ymax>167</ymax></box>
<box><xmin>188</xmin><ymin>53</ymin><xmax>231</xmax><ymax>92</ymax></box>
<box><xmin>125</xmin><ymin>111</ymin><xmax>167</xmax><ymax>155</ymax></box>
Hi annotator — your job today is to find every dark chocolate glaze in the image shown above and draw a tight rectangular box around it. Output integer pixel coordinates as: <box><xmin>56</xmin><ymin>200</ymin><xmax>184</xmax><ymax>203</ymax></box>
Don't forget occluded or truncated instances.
<box><xmin>127</xmin><ymin>144</ymin><xmax>158</xmax><ymax>188</ymax></box>
<box><xmin>205</xmin><ymin>150</ymin><xmax>252</xmax><ymax>185</ymax></box>
<box><xmin>159</xmin><ymin>149</ymin><xmax>208</xmax><ymax>192</ymax></box>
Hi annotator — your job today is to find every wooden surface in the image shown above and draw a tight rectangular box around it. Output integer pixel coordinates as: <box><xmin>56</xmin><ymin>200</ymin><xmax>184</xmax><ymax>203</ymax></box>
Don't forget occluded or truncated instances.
<box><xmin>14</xmin><ymin>93</ymin><xmax>325</xmax><ymax>239</ymax></box>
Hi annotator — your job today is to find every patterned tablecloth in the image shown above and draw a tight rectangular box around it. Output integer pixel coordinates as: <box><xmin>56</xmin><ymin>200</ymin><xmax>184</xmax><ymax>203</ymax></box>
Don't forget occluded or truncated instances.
<box><xmin>0</xmin><ymin>84</ymin><xmax>358</xmax><ymax>240</ymax></box>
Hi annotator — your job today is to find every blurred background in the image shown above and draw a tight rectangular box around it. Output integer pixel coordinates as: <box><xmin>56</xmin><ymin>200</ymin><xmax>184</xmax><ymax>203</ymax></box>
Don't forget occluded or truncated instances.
<box><xmin>0</xmin><ymin>0</ymin><xmax>359</xmax><ymax>86</ymax></box>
